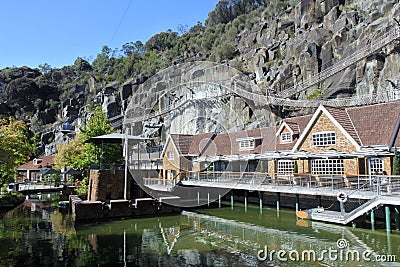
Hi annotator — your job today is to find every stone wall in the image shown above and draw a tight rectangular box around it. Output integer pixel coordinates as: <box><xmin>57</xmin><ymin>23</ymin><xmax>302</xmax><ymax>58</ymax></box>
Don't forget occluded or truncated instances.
<box><xmin>298</xmin><ymin>113</ymin><xmax>356</xmax><ymax>154</ymax></box>
<box><xmin>88</xmin><ymin>169</ymin><xmax>131</xmax><ymax>202</ymax></box>
<box><xmin>69</xmin><ymin>195</ymin><xmax>181</xmax><ymax>222</ymax></box>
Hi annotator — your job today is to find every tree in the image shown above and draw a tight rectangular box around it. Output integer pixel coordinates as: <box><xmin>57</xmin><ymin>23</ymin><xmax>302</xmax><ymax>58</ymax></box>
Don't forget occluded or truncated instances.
<box><xmin>38</xmin><ymin>63</ymin><xmax>52</xmax><ymax>74</ymax></box>
<box><xmin>0</xmin><ymin>118</ymin><xmax>34</xmax><ymax>187</ymax></box>
<box><xmin>293</xmin><ymin>160</ymin><xmax>298</xmax><ymax>174</ymax></box>
<box><xmin>393</xmin><ymin>147</ymin><xmax>400</xmax><ymax>175</ymax></box>
<box><xmin>145</xmin><ymin>30</ymin><xmax>178</xmax><ymax>52</ymax></box>
<box><xmin>54</xmin><ymin>106</ymin><xmax>122</xmax><ymax>174</ymax></box>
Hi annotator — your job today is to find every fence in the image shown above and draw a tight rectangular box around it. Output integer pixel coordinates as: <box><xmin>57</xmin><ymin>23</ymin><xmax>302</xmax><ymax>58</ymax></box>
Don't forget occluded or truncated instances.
<box><xmin>185</xmin><ymin>171</ymin><xmax>400</xmax><ymax>195</ymax></box>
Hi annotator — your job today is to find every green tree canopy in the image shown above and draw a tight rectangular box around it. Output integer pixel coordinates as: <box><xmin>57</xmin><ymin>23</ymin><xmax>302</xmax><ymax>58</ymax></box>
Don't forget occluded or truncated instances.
<box><xmin>54</xmin><ymin>106</ymin><xmax>123</xmax><ymax>174</ymax></box>
<box><xmin>0</xmin><ymin>118</ymin><xmax>34</xmax><ymax>186</ymax></box>
<box><xmin>393</xmin><ymin>147</ymin><xmax>400</xmax><ymax>175</ymax></box>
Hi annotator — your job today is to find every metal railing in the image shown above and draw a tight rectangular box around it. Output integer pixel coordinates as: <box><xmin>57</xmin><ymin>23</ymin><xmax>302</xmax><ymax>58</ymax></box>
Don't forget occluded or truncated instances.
<box><xmin>143</xmin><ymin>178</ymin><xmax>176</xmax><ymax>192</ymax></box>
<box><xmin>276</xmin><ymin>25</ymin><xmax>400</xmax><ymax>98</ymax></box>
<box><xmin>129</xmin><ymin>159</ymin><xmax>163</xmax><ymax>170</ymax></box>
<box><xmin>184</xmin><ymin>171</ymin><xmax>400</xmax><ymax>194</ymax></box>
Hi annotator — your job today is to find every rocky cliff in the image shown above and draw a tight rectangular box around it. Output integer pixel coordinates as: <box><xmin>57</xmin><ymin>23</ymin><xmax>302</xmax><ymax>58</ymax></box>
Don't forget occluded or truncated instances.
<box><xmin>1</xmin><ymin>0</ymin><xmax>400</xmax><ymax>155</ymax></box>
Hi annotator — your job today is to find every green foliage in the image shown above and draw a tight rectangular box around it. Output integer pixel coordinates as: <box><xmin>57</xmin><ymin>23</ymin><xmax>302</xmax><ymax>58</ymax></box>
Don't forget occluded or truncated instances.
<box><xmin>393</xmin><ymin>147</ymin><xmax>400</xmax><ymax>175</ymax></box>
<box><xmin>145</xmin><ymin>30</ymin><xmax>178</xmax><ymax>52</ymax></box>
<box><xmin>215</xmin><ymin>42</ymin><xmax>236</xmax><ymax>60</ymax></box>
<box><xmin>306</xmin><ymin>88</ymin><xmax>327</xmax><ymax>100</ymax></box>
<box><xmin>76</xmin><ymin>177</ymin><xmax>88</xmax><ymax>195</ymax></box>
<box><xmin>293</xmin><ymin>160</ymin><xmax>298</xmax><ymax>174</ymax></box>
<box><xmin>206</xmin><ymin>0</ymin><xmax>268</xmax><ymax>27</ymax></box>
<box><xmin>0</xmin><ymin>118</ymin><xmax>34</xmax><ymax>186</ymax></box>
<box><xmin>55</xmin><ymin>106</ymin><xmax>122</xmax><ymax>175</ymax></box>
<box><xmin>38</xmin><ymin>63</ymin><xmax>52</xmax><ymax>74</ymax></box>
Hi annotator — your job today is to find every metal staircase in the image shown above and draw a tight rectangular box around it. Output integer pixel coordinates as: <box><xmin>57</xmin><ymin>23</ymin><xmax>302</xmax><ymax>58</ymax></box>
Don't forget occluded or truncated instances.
<box><xmin>311</xmin><ymin>195</ymin><xmax>400</xmax><ymax>225</ymax></box>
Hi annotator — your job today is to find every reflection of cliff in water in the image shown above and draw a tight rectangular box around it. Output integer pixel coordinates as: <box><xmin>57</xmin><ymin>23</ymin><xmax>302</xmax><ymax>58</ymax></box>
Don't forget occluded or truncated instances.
<box><xmin>74</xmin><ymin>208</ymin><xmax>399</xmax><ymax>267</ymax></box>
<box><xmin>1</xmin><ymin>201</ymin><xmax>399</xmax><ymax>266</ymax></box>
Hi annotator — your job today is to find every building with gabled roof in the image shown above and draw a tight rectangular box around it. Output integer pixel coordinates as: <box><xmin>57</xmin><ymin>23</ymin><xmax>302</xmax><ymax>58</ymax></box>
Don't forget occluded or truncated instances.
<box><xmin>17</xmin><ymin>155</ymin><xmax>55</xmax><ymax>182</ymax></box>
<box><xmin>151</xmin><ymin>100</ymin><xmax>400</xmax><ymax>187</ymax></box>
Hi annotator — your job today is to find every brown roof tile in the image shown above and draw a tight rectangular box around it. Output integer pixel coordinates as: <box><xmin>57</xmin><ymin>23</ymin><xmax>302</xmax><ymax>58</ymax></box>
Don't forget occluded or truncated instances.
<box><xmin>346</xmin><ymin>100</ymin><xmax>400</xmax><ymax>146</ymax></box>
<box><xmin>170</xmin><ymin>134</ymin><xmax>193</xmax><ymax>155</ymax></box>
<box><xmin>276</xmin><ymin>114</ymin><xmax>313</xmax><ymax>151</ymax></box>
<box><xmin>18</xmin><ymin>155</ymin><xmax>55</xmax><ymax>170</ymax></box>
<box><xmin>324</xmin><ymin>106</ymin><xmax>362</xmax><ymax>145</ymax></box>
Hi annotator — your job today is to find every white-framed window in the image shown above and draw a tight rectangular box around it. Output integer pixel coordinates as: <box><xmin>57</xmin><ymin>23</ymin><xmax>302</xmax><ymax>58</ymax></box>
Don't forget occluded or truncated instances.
<box><xmin>311</xmin><ymin>159</ymin><xmax>344</xmax><ymax>175</ymax></box>
<box><xmin>312</xmin><ymin>132</ymin><xmax>336</xmax><ymax>146</ymax></box>
<box><xmin>167</xmin><ymin>151</ymin><xmax>174</xmax><ymax>160</ymax></box>
<box><xmin>239</xmin><ymin>140</ymin><xmax>255</xmax><ymax>150</ymax></box>
<box><xmin>281</xmin><ymin>132</ymin><xmax>292</xmax><ymax>143</ymax></box>
<box><xmin>369</xmin><ymin>158</ymin><xmax>384</xmax><ymax>175</ymax></box>
<box><xmin>277</xmin><ymin>160</ymin><xmax>294</xmax><ymax>174</ymax></box>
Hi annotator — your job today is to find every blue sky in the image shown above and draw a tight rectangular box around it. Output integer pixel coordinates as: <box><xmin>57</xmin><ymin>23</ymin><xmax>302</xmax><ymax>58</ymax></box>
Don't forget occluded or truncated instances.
<box><xmin>0</xmin><ymin>0</ymin><xmax>219</xmax><ymax>69</ymax></box>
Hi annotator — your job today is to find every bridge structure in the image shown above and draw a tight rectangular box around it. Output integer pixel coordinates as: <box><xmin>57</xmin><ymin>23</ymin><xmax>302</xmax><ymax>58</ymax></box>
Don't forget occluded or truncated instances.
<box><xmin>110</xmin><ymin>24</ymin><xmax>400</xmax><ymax>129</ymax></box>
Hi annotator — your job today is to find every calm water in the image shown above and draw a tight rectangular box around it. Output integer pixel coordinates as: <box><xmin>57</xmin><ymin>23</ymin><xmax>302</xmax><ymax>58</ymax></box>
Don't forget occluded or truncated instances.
<box><xmin>1</xmin><ymin>194</ymin><xmax>400</xmax><ymax>267</ymax></box>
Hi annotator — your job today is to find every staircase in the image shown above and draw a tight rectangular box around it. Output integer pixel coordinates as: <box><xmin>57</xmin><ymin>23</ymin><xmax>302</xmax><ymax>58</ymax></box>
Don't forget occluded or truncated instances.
<box><xmin>311</xmin><ymin>195</ymin><xmax>400</xmax><ymax>224</ymax></box>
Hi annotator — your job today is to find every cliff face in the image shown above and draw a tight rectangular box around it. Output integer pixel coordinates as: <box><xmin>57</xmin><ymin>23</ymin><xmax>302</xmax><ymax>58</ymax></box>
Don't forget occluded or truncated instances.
<box><xmin>1</xmin><ymin>0</ymin><xmax>400</xmax><ymax>154</ymax></box>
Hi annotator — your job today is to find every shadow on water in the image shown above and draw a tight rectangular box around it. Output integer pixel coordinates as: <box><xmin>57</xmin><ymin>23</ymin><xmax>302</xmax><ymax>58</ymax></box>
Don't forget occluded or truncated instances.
<box><xmin>0</xmin><ymin>197</ymin><xmax>399</xmax><ymax>266</ymax></box>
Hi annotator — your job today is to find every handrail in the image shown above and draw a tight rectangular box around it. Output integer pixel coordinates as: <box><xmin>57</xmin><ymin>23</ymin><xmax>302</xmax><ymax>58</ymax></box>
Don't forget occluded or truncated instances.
<box><xmin>276</xmin><ymin>25</ymin><xmax>400</xmax><ymax>98</ymax></box>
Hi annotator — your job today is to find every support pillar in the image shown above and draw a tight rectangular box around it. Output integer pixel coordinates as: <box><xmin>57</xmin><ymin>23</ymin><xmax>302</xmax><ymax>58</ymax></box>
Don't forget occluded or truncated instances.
<box><xmin>395</xmin><ymin>206</ymin><xmax>400</xmax><ymax>231</ymax></box>
<box><xmin>231</xmin><ymin>191</ymin><xmax>234</xmax><ymax>210</ymax></box>
<box><xmin>197</xmin><ymin>191</ymin><xmax>200</xmax><ymax>206</ymax></box>
<box><xmin>218</xmin><ymin>194</ymin><xmax>221</xmax><ymax>208</ymax></box>
<box><xmin>371</xmin><ymin>210</ymin><xmax>375</xmax><ymax>231</ymax></box>
<box><xmin>385</xmin><ymin>205</ymin><xmax>391</xmax><ymax>233</ymax></box>
<box><xmin>276</xmin><ymin>192</ymin><xmax>280</xmax><ymax>211</ymax></box>
<box><xmin>244</xmin><ymin>191</ymin><xmax>247</xmax><ymax>213</ymax></box>
<box><xmin>259</xmin><ymin>192</ymin><xmax>263</xmax><ymax>215</ymax></box>
<box><xmin>317</xmin><ymin>195</ymin><xmax>321</xmax><ymax>209</ymax></box>
<box><xmin>207</xmin><ymin>192</ymin><xmax>210</xmax><ymax>207</ymax></box>
<box><xmin>295</xmin><ymin>194</ymin><xmax>299</xmax><ymax>213</ymax></box>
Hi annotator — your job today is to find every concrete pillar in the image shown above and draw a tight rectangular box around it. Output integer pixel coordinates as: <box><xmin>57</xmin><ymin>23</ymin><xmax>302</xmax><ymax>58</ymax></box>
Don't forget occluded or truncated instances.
<box><xmin>371</xmin><ymin>210</ymin><xmax>375</xmax><ymax>231</ymax></box>
<box><xmin>385</xmin><ymin>205</ymin><xmax>391</xmax><ymax>233</ymax></box>
<box><xmin>197</xmin><ymin>191</ymin><xmax>200</xmax><ymax>206</ymax></box>
<box><xmin>395</xmin><ymin>206</ymin><xmax>400</xmax><ymax>231</ymax></box>
<box><xmin>295</xmin><ymin>194</ymin><xmax>299</xmax><ymax>212</ymax></box>
<box><xmin>276</xmin><ymin>192</ymin><xmax>280</xmax><ymax>211</ymax></box>
<box><xmin>231</xmin><ymin>191</ymin><xmax>234</xmax><ymax>210</ymax></box>
<box><xmin>387</xmin><ymin>231</ymin><xmax>392</xmax><ymax>255</ymax></box>
<box><xmin>317</xmin><ymin>195</ymin><xmax>321</xmax><ymax>209</ymax></box>
<box><xmin>218</xmin><ymin>194</ymin><xmax>221</xmax><ymax>208</ymax></box>
<box><xmin>259</xmin><ymin>192</ymin><xmax>263</xmax><ymax>215</ymax></box>
<box><xmin>244</xmin><ymin>191</ymin><xmax>247</xmax><ymax>213</ymax></box>
<box><xmin>207</xmin><ymin>192</ymin><xmax>210</xmax><ymax>207</ymax></box>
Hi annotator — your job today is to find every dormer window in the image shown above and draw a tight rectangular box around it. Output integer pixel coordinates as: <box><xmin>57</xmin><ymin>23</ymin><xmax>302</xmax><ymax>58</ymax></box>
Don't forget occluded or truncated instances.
<box><xmin>239</xmin><ymin>140</ymin><xmax>254</xmax><ymax>150</ymax></box>
<box><xmin>312</xmin><ymin>132</ymin><xmax>336</xmax><ymax>146</ymax></box>
<box><xmin>33</xmin><ymin>158</ymin><xmax>42</xmax><ymax>165</ymax></box>
<box><xmin>167</xmin><ymin>151</ymin><xmax>174</xmax><ymax>160</ymax></box>
<box><xmin>280</xmin><ymin>132</ymin><xmax>292</xmax><ymax>143</ymax></box>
